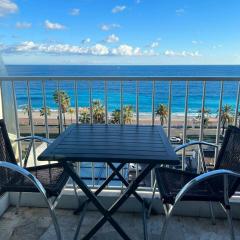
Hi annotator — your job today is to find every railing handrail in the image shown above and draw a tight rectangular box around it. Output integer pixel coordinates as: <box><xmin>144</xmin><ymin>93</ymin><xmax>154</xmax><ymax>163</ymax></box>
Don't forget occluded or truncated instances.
<box><xmin>0</xmin><ymin>76</ymin><xmax>240</xmax><ymax>81</ymax></box>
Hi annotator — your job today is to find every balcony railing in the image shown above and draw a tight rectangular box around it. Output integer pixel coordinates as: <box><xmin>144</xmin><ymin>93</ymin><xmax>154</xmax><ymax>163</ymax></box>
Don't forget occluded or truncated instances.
<box><xmin>0</xmin><ymin>76</ymin><xmax>239</xmax><ymax>190</ymax></box>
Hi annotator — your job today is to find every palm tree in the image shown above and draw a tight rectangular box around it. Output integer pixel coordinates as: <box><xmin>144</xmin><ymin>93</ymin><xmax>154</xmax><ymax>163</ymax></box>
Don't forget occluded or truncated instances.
<box><xmin>53</xmin><ymin>90</ymin><xmax>71</xmax><ymax>126</ymax></box>
<box><xmin>92</xmin><ymin>100</ymin><xmax>105</xmax><ymax>123</ymax></box>
<box><xmin>79</xmin><ymin>100</ymin><xmax>106</xmax><ymax>124</ymax></box>
<box><xmin>111</xmin><ymin>105</ymin><xmax>133</xmax><ymax>124</ymax></box>
<box><xmin>40</xmin><ymin>106</ymin><xmax>51</xmax><ymax>117</ymax></box>
<box><xmin>22</xmin><ymin>104</ymin><xmax>30</xmax><ymax>125</ymax></box>
<box><xmin>156</xmin><ymin>104</ymin><xmax>168</xmax><ymax>126</ymax></box>
<box><xmin>68</xmin><ymin>107</ymin><xmax>75</xmax><ymax>123</ymax></box>
<box><xmin>111</xmin><ymin>109</ymin><xmax>121</xmax><ymax>124</ymax></box>
<box><xmin>124</xmin><ymin>105</ymin><xmax>133</xmax><ymax>124</ymax></box>
<box><xmin>79</xmin><ymin>107</ymin><xmax>90</xmax><ymax>123</ymax></box>
<box><xmin>217</xmin><ymin>104</ymin><xmax>234</xmax><ymax>135</ymax></box>
<box><xmin>197</xmin><ymin>108</ymin><xmax>211</xmax><ymax>128</ymax></box>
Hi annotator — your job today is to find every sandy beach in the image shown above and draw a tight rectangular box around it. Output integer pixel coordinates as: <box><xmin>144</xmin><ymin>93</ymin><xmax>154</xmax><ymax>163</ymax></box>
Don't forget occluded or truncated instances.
<box><xmin>17</xmin><ymin>110</ymin><xmax>220</xmax><ymax>140</ymax></box>
<box><xmin>17</xmin><ymin>110</ymin><xmax>218</xmax><ymax>126</ymax></box>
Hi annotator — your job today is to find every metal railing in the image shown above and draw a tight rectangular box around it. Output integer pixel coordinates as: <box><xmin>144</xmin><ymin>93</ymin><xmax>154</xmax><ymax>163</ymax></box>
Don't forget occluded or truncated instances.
<box><xmin>0</xmin><ymin>76</ymin><xmax>239</xmax><ymax>191</ymax></box>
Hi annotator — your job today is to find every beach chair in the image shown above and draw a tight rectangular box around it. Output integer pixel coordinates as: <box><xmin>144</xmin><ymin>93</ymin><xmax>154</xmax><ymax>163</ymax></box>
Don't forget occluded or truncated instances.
<box><xmin>0</xmin><ymin>119</ymin><xmax>79</xmax><ymax>240</ymax></box>
<box><xmin>154</xmin><ymin>126</ymin><xmax>240</xmax><ymax>239</ymax></box>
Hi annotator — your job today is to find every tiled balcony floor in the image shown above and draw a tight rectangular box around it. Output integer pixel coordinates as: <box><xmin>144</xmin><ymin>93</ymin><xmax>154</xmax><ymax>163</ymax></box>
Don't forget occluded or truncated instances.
<box><xmin>0</xmin><ymin>207</ymin><xmax>240</xmax><ymax>240</ymax></box>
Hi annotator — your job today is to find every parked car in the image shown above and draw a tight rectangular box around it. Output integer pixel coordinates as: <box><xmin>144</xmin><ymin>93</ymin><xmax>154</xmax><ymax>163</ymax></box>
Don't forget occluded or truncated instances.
<box><xmin>170</xmin><ymin>136</ymin><xmax>182</xmax><ymax>143</ymax></box>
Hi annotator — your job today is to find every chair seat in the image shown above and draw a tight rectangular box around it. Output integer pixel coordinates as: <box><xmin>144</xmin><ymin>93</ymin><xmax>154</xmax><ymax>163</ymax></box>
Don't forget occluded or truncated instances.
<box><xmin>155</xmin><ymin>167</ymin><xmax>225</xmax><ymax>204</ymax></box>
<box><xmin>2</xmin><ymin>163</ymin><xmax>69</xmax><ymax>198</ymax></box>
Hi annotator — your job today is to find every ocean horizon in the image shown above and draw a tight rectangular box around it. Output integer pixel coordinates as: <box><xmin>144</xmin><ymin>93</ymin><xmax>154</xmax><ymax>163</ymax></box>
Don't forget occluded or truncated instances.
<box><xmin>6</xmin><ymin>65</ymin><xmax>240</xmax><ymax>115</ymax></box>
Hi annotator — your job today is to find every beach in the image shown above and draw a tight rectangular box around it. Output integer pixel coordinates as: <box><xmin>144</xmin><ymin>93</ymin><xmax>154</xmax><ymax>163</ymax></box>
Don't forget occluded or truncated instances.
<box><xmin>18</xmin><ymin>110</ymin><xmax>220</xmax><ymax>141</ymax></box>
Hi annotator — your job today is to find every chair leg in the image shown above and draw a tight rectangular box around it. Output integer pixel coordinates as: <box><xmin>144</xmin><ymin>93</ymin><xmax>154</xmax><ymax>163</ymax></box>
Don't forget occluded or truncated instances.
<box><xmin>160</xmin><ymin>205</ymin><xmax>176</xmax><ymax>240</ymax></box>
<box><xmin>73</xmin><ymin>181</ymin><xmax>81</xmax><ymax>208</ymax></box>
<box><xmin>15</xmin><ymin>192</ymin><xmax>22</xmax><ymax>214</ymax></box>
<box><xmin>209</xmin><ymin>201</ymin><xmax>216</xmax><ymax>225</ymax></box>
<box><xmin>220</xmin><ymin>203</ymin><xmax>235</xmax><ymax>240</ymax></box>
<box><xmin>160</xmin><ymin>207</ymin><xmax>172</xmax><ymax>240</ymax></box>
<box><xmin>147</xmin><ymin>179</ymin><xmax>157</xmax><ymax>218</ymax></box>
<box><xmin>142</xmin><ymin>200</ymin><xmax>148</xmax><ymax>240</ymax></box>
<box><xmin>45</xmin><ymin>198</ymin><xmax>62</xmax><ymax>240</ymax></box>
<box><xmin>225</xmin><ymin>206</ymin><xmax>235</xmax><ymax>240</ymax></box>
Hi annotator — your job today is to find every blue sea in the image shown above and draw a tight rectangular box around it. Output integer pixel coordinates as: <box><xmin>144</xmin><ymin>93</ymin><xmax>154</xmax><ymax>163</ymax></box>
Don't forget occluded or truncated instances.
<box><xmin>6</xmin><ymin>65</ymin><xmax>240</xmax><ymax>116</ymax></box>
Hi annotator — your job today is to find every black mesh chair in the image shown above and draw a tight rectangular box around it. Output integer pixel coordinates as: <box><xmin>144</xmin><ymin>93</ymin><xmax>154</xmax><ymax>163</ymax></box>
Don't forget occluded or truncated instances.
<box><xmin>0</xmin><ymin>119</ymin><xmax>79</xmax><ymax>240</ymax></box>
<box><xmin>154</xmin><ymin>126</ymin><xmax>240</xmax><ymax>240</ymax></box>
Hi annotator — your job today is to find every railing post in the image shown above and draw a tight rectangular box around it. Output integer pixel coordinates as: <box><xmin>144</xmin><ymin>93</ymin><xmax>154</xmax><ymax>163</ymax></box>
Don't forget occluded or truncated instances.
<box><xmin>26</xmin><ymin>80</ymin><xmax>37</xmax><ymax>166</ymax></box>
<box><xmin>104</xmin><ymin>80</ymin><xmax>108</xmax><ymax>125</ymax></box>
<box><xmin>234</xmin><ymin>81</ymin><xmax>240</xmax><ymax>127</ymax></box>
<box><xmin>120</xmin><ymin>80</ymin><xmax>123</xmax><ymax>125</ymax></box>
<box><xmin>136</xmin><ymin>80</ymin><xmax>139</xmax><ymax>125</ymax></box>
<box><xmin>199</xmin><ymin>81</ymin><xmax>206</xmax><ymax>141</ymax></box>
<box><xmin>57</xmin><ymin>80</ymin><xmax>63</xmax><ymax>133</ymax></box>
<box><xmin>41</xmin><ymin>80</ymin><xmax>49</xmax><ymax>139</ymax></box>
<box><xmin>151</xmin><ymin>80</ymin><xmax>155</xmax><ymax>126</ymax></box>
<box><xmin>74</xmin><ymin>80</ymin><xmax>79</xmax><ymax>124</ymax></box>
<box><xmin>89</xmin><ymin>81</ymin><xmax>93</xmax><ymax>125</ymax></box>
<box><xmin>215</xmin><ymin>81</ymin><xmax>224</xmax><ymax>163</ymax></box>
<box><xmin>11</xmin><ymin>80</ymin><xmax>23</xmax><ymax>165</ymax></box>
<box><xmin>167</xmin><ymin>81</ymin><xmax>172</xmax><ymax>138</ymax></box>
<box><xmin>182</xmin><ymin>80</ymin><xmax>189</xmax><ymax>170</ymax></box>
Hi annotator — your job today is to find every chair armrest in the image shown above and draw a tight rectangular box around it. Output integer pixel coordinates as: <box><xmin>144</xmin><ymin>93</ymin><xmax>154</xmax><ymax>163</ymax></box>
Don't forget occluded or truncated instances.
<box><xmin>15</xmin><ymin>136</ymin><xmax>53</xmax><ymax>144</ymax></box>
<box><xmin>175</xmin><ymin>169</ymin><xmax>240</xmax><ymax>205</ymax></box>
<box><xmin>175</xmin><ymin>141</ymin><xmax>219</xmax><ymax>172</ymax></box>
<box><xmin>174</xmin><ymin>141</ymin><xmax>219</xmax><ymax>153</ymax></box>
<box><xmin>0</xmin><ymin>161</ymin><xmax>47</xmax><ymax>196</ymax></box>
<box><xmin>15</xmin><ymin>136</ymin><xmax>52</xmax><ymax>168</ymax></box>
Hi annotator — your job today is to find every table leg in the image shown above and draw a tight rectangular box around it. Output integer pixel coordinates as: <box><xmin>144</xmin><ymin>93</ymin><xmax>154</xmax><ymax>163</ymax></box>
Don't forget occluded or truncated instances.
<box><xmin>108</xmin><ymin>162</ymin><xmax>147</xmax><ymax>206</ymax></box>
<box><xmin>82</xmin><ymin>163</ymin><xmax>155</xmax><ymax>240</ymax></box>
<box><xmin>74</xmin><ymin>162</ymin><xmax>126</xmax><ymax>214</ymax></box>
<box><xmin>62</xmin><ymin>161</ymin><xmax>132</xmax><ymax>240</ymax></box>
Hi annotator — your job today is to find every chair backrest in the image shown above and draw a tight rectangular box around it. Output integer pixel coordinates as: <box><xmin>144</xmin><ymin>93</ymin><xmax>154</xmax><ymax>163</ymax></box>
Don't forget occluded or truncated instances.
<box><xmin>215</xmin><ymin>126</ymin><xmax>240</xmax><ymax>172</ymax></box>
<box><xmin>0</xmin><ymin>119</ymin><xmax>17</xmax><ymax>165</ymax></box>
<box><xmin>214</xmin><ymin>125</ymin><xmax>240</xmax><ymax>196</ymax></box>
<box><xmin>0</xmin><ymin>119</ymin><xmax>19</xmax><ymax>195</ymax></box>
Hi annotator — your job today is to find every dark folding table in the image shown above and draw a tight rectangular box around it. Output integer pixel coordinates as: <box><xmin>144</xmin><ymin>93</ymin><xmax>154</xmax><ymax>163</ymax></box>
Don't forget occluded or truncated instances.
<box><xmin>38</xmin><ymin>124</ymin><xmax>179</xmax><ymax>240</ymax></box>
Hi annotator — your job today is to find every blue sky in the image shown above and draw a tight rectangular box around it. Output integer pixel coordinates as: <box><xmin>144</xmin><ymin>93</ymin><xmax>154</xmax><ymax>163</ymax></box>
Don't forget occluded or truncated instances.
<box><xmin>0</xmin><ymin>0</ymin><xmax>240</xmax><ymax>65</ymax></box>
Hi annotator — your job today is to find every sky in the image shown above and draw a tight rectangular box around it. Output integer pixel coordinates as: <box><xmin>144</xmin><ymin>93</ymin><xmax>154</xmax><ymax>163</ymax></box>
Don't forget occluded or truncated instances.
<box><xmin>0</xmin><ymin>0</ymin><xmax>240</xmax><ymax>65</ymax></box>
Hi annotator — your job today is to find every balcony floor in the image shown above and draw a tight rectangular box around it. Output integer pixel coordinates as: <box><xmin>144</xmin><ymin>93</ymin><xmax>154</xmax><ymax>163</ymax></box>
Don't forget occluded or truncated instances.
<box><xmin>0</xmin><ymin>207</ymin><xmax>240</xmax><ymax>240</ymax></box>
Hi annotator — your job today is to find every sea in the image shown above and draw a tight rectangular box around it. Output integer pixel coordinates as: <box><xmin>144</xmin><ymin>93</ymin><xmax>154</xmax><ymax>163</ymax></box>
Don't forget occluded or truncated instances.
<box><xmin>6</xmin><ymin>65</ymin><xmax>240</xmax><ymax>116</ymax></box>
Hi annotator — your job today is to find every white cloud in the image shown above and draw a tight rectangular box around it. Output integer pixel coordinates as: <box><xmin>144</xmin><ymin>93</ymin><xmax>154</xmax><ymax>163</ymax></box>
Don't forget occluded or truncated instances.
<box><xmin>105</xmin><ymin>34</ymin><xmax>119</xmax><ymax>43</ymax></box>
<box><xmin>70</xmin><ymin>8</ymin><xmax>80</xmax><ymax>16</ymax></box>
<box><xmin>150</xmin><ymin>42</ymin><xmax>159</xmax><ymax>48</ymax></box>
<box><xmin>0</xmin><ymin>0</ymin><xmax>18</xmax><ymax>17</ymax></box>
<box><xmin>16</xmin><ymin>22</ymin><xmax>32</xmax><ymax>29</ymax></box>
<box><xmin>143</xmin><ymin>49</ymin><xmax>159</xmax><ymax>56</ymax></box>
<box><xmin>112</xmin><ymin>5</ymin><xmax>126</xmax><ymax>14</ymax></box>
<box><xmin>112</xmin><ymin>44</ymin><xmax>142</xmax><ymax>56</ymax></box>
<box><xmin>100</xmin><ymin>23</ymin><xmax>120</xmax><ymax>31</ymax></box>
<box><xmin>15</xmin><ymin>41</ymin><xmax>37</xmax><ymax>51</ymax></box>
<box><xmin>45</xmin><ymin>20</ymin><xmax>66</xmax><ymax>30</ymax></box>
<box><xmin>81</xmin><ymin>38</ymin><xmax>91</xmax><ymax>44</ymax></box>
<box><xmin>164</xmin><ymin>50</ymin><xmax>201</xmax><ymax>57</ymax></box>
<box><xmin>3</xmin><ymin>41</ymin><xmax>159</xmax><ymax>57</ymax></box>
<box><xmin>90</xmin><ymin>44</ymin><xmax>109</xmax><ymax>55</ymax></box>
<box><xmin>176</xmin><ymin>8</ymin><xmax>185</xmax><ymax>16</ymax></box>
